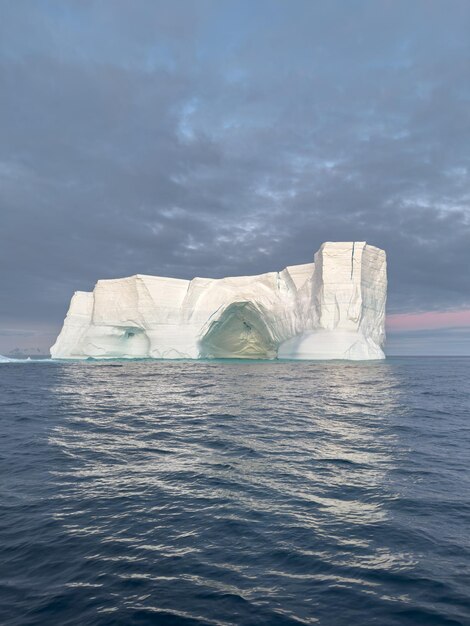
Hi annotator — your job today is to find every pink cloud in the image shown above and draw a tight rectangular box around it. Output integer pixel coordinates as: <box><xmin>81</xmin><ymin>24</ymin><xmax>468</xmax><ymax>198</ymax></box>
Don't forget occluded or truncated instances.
<box><xmin>387</xmin><ymin>309</ymin><xmax>470</xmax><ymax>331</ymax></box>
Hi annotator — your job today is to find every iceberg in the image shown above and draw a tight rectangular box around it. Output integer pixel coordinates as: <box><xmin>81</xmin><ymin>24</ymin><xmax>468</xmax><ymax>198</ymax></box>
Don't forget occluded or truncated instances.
<box><xmin>50</xmin><ymin>242</ymin><xmax>387</xmax><ymax>361</ymax></box>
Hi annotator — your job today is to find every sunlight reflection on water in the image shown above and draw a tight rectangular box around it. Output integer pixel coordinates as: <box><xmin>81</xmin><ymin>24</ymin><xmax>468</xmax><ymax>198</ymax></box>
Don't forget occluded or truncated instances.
<box><xmin>2</xmin><ymin>358</ymin><xmax>469</xmax><ymax>625</ymax></box>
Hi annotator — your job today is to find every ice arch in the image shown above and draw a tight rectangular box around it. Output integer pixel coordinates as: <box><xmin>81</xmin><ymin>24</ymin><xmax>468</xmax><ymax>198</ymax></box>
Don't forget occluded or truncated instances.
<box><xmin>199</xmin><ymin>302</ymin><xmax>277</xmax><ymax>359</ymax></box>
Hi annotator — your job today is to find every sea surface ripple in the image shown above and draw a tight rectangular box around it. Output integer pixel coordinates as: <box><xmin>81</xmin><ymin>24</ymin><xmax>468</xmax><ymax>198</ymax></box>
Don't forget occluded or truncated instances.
<box><xmin>1</xmin><ymin>357</ymin><xmax>470</xmax><ymax>625</ymax></box>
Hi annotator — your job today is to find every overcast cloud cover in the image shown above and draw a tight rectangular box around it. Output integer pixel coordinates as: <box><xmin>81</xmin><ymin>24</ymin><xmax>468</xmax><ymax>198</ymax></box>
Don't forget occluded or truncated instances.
<box><xmin>1</xmin><ymin>0</ymin><xmax>469</xmax><ymax>354</ymax></box>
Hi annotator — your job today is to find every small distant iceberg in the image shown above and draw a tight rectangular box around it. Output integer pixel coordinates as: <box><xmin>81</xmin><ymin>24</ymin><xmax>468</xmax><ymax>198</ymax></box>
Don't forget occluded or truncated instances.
<box><xmin>0</xmin><ymin>354</ymin><xmax>50</xmax><ymax>363</ymax></box>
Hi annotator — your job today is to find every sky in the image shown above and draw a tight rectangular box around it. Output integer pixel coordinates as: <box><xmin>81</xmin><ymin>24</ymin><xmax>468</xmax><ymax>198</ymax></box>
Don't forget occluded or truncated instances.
<box><xmin>0</xmin><ymin>0</ymin><xmax>469</xmax><ymax>355</ymax></box>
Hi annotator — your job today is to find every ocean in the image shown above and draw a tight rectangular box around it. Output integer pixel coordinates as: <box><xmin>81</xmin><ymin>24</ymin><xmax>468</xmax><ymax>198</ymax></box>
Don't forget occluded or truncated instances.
<box><xmin>1</xmin><ymin>357</ymin><xmax>469</xmax><ymax>625</ymax></box>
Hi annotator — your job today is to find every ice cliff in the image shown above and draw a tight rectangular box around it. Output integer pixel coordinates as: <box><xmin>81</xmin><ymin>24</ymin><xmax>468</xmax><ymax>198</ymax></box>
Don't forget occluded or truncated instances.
<box><xmin>50</xmin><ymin>242</ymin><xmax>387</xmax><ymax>360</ymax></box>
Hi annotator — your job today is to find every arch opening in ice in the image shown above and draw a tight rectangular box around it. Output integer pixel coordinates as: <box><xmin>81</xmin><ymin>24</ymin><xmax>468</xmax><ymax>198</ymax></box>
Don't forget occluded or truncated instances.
<box><xmin>81</xmin><ymin>326</ymin><xmax>150</xmax><ymax>358</ymax></box>
<box><xmin>199</xmin><ymin>302</ymin><xmax>277</xmax><ymax>359</ymax></box>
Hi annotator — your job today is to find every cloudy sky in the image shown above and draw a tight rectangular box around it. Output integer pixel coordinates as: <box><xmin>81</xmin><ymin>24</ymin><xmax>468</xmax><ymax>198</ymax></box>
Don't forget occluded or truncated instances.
<box><xmin>1</xmin><ymin>0</ymin><xmax>469</xmax><ymax>355</ymax></box>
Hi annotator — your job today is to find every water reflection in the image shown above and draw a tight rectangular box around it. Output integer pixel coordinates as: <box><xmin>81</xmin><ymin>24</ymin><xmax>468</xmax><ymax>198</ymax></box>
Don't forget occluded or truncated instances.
<box><xmin>44</xmin><ymin>359</ymin><xmax>424</xmax><ymax>622</ymax></box>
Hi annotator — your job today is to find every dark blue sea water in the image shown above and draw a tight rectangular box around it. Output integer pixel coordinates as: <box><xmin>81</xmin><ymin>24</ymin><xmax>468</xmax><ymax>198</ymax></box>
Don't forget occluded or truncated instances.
<box><xmin>1</xmin><ymin>357</ymin><xmax>470</xmax><ymax>626</ymax></box>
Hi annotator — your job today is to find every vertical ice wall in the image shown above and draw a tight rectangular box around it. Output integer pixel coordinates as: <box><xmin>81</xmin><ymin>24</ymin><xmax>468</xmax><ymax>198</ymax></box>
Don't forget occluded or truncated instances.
<box><xmin>50</xmin><ymin>291</ymin><xmax>94</xmax><ymax>359</ymax></box>
<box><xmin>278</xmin><ymin>242</ymin><xmax>387</xmax><ymax>359</ymax></box>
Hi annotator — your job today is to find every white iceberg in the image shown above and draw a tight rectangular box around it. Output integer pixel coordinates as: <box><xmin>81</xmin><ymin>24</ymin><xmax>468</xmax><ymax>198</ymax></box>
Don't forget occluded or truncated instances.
<box><xmin>50</xmin><ymin>241</ymin><xmax>387</xmax><ymax>361</ymax></box>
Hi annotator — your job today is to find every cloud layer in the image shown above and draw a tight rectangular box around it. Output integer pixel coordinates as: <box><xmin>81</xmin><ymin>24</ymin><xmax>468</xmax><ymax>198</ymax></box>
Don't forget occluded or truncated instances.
<box><xmin>1</xmin><ymin>1</ymin><xmax>469</xmax><ymax>352</ymax></box>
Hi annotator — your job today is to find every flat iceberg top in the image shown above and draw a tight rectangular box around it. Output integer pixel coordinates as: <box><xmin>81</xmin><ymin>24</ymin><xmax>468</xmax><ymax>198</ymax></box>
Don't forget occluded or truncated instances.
<box><xmin>51</xmin><ymin>242</ymin><xmax>387</xmax><ymax>361</ymax></box>
<box><xmin>93</xmin><ymin>262</ymin><xmax>315</xmax><ymax>289</ymax></box>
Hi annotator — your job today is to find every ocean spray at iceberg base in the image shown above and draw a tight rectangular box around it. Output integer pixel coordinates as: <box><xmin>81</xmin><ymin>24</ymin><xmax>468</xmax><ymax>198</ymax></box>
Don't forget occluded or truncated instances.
<box><xmin>50</xmin><ymin>242</ymin><xmax>387</xmax><ymax>361</ymax></box>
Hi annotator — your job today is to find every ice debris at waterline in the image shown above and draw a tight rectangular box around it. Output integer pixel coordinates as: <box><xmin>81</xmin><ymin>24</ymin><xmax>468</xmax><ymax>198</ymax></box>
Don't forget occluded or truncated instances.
<box><xmin>51</xmin><ymin>241</ymin><xmax>387</xmax><ymax>361</ymax></box>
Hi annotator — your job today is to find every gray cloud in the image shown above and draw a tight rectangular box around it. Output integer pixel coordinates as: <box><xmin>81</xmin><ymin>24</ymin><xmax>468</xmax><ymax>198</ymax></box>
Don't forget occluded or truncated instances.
<box><xmin>1</xmin><ymin>0</ymin><xmax>470</xmax><ymax>351</ymax></box>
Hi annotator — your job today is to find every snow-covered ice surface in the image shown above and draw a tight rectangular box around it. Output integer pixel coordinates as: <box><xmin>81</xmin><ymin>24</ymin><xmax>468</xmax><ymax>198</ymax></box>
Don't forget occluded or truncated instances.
<box><xmin>51</xmin><ymin>242</ymin><xmax>387</xmax><ymax>361</ymax></box>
